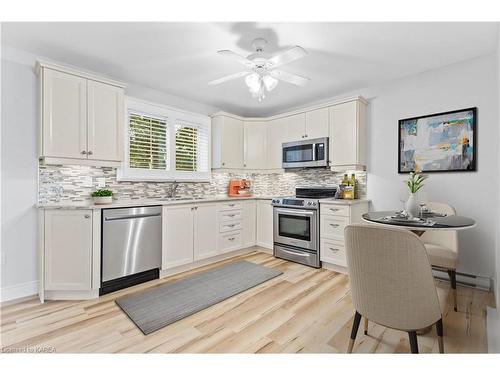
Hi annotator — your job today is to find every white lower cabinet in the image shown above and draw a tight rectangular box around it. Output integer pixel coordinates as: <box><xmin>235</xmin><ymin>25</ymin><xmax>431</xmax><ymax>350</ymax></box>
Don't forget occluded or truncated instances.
<box><xmin>256</xmin><ymin>199</ymin><xmax>273</xmax><ymax>249</ymax></box>
<box><xmin>162</xmin><ymin>205</ymin><xmax>194</xmax><ymax>269</ymax></box>
<box><xmin>319</xmin><ymin>201</ymin><xmax>369</xmax><ymax>267</ymax></box>
<box><xmin>43</xmin><ymin>210</ymin><xmax>93</xmax><ymax>291</ymax></box>
<box><xmin>242</xmin><ymin>200</ymin><xmax>256</xmax><ymax>247</ymax></box>
<box><xmin>193</xmin><ymin>204</ymin><xmax>218</xmax><ymax>261</ymax></box>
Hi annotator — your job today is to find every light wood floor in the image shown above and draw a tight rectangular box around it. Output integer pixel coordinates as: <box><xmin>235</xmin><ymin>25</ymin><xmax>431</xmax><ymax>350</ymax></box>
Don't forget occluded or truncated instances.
<box><xmin>0</xmin><ymin>249</ymin><xmax>495</xmax><ymax>353</ymax></box>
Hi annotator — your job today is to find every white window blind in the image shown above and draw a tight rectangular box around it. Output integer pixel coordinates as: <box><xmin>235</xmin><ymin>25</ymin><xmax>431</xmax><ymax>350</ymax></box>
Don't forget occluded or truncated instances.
<box><xmin>129</xmin><ymin>112</ymin><xmax>169</xmax><ymax>170</ymax></box>
<box><xmin>118</xmin><ymin>98</ymin><xmax>211</xmax><ymax>182</ymax></box>
<box><xmin>175</xmin><ymin>120</ymin><xmax>209</xmax><ymax>173</ymax></box>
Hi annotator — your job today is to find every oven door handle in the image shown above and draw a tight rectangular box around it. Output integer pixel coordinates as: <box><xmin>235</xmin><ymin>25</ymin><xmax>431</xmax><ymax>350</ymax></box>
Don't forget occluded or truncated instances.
<box><xmin>275</xmin><ymin>208</ymin><xmax>315</xmax><ymax>216</ymax></box>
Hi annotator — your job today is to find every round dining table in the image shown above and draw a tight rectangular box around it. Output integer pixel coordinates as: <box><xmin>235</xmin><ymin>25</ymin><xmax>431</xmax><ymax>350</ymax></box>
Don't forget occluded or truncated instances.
<box><xmin>361</xmin><ymin>211</ymin><xmax>476</xmax><ymax>236</ymax></box>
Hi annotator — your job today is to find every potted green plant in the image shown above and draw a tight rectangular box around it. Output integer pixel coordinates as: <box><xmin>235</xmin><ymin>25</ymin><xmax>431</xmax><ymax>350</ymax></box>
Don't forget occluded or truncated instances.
<box><xmin>91</xmin><ymin>189</ymin><xmax>114</xmax><ymax>205</ymax></box>
<box><xmin>404</xmin><ymin>171</ymin><xmax>427</xmax><ymax>218</ymax></box>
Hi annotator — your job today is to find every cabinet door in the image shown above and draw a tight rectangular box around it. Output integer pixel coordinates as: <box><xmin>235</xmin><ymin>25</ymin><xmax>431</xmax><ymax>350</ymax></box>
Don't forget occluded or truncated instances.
<box><xmin>44</xmin><ymin>210</ymin><xmax>92</xmax><ymax>290</ymax></box>
<box><xmin>42</xmin><ymin>68</ymin><xmax>87</xmax><ymax>159</ymax></box>
<box><xmin>242</xmin><ymin>201</ymin><xmax>256</xmax><ymax>247</ymax></box>
<box><xmin>267</xmin><ymin>118</ymin><xmax>286</xmax><ymax>169</ymax></box>
<box><xmin>305</xmin><ymin>108</ymin><xmax>329</xmax><ymax>139</ymax></box>
<box><xmin>193</xmin><ymin>204</ymin><xmax>218</xmax><ymax>260</ymax></box>
<box><xmin>330</xmin><ymin>101</ymin><xmax>362</xmax><ymax>167</ymax></box>
<box><xmin>256</xmin><ymin>200</ymin><xmax>273</xmax><ymax>249</ymax></box>
<box><xmin>244</xmin><ymin>121</ymin><xmax>268</xmax><ymax>169</ymax></box>
<box><xmin>162</xmin><ymin>205</ymin><xmax>194</xmax><ymax>269</ymax></box>
<box><xmin>87</xmin><ymin>80</ymin><xmax>124</xmax><ymax>162</ymax></box>
<box><xmin>221</xmin><ymin>116</ymin><xmax>244</xmax><ymax>168</ymax></box>
<box><xmin>282</xmin><ymin>113</ymin><xmax>306</xmax><ymax>142</ymax></box>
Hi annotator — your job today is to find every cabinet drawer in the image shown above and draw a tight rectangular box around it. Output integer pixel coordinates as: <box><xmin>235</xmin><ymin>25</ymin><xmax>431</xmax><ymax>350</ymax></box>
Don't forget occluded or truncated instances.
<box><xmin>321</xmin><ymin>216</ymin><xmax>350</xmax><ymax>240</ymax></box>
<box><xmin>218</xmin><ymin>202</ymin><xmax>243</xmax><ymax>211</ymax></box>
<box><xmin>218</xmin><ymin>209</ymin><xmax>243</xmax><ymax>222</ymax></box>
<box><xmin>219</xmin><ymin>231</ymin><xmax>242</xmax><ymax>253</ymax></box>
<box><xmin>219</xmin><ymin>221</ymin><xmax>242</xmax><ymax>233</ymax></box>
<box><xmin>320</xmin><ymin>239</ymin><xmax>346</xmax><ymax>266</ymax></box>
<box><xmin>321</xmin><ymin>204</ymin><xmax>350</xmax><ymax>217</ymax></box>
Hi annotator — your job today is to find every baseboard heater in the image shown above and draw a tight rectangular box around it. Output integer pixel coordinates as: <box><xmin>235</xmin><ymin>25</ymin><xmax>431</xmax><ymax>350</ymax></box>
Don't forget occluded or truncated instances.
<box><xmin>432</xmin><ymin>267</ymin><xmax>493</xmax><ymax>292</ymax></box>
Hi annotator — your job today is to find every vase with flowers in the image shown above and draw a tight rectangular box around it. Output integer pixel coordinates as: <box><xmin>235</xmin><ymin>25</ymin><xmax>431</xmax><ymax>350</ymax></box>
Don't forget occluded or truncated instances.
<box><xmin>404</xmin><ymin>171</ymin><xmax>427</xmax><ymax>218</ymax></box>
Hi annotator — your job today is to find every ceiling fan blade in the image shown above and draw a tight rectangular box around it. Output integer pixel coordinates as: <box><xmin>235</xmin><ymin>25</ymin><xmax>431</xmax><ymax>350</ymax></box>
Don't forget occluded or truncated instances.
<box><xmin>266</xmin><ymin>46</ymin><xmax>307</xmax><ymax>69</ymax></box>
<box><xmin>217</xmin><ymin>50</ymin><xmax>255</xmax><ymax>69</ymax></box>
<box><xmin>208</xmin><ymin>71</ymin><xmax>250</xmax><ymax>86</ymax></box>
<box><xmin>270</xmin><ymin>70</ymin><xmax>310</xmax><ymax>87</ymax></box>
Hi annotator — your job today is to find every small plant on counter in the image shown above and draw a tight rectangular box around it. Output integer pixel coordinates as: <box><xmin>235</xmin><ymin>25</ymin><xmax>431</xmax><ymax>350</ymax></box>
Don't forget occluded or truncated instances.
<box><xmin>91</xmin><ymin>189</ymin><xmax>114</xmax><ymax>204</ymax></box>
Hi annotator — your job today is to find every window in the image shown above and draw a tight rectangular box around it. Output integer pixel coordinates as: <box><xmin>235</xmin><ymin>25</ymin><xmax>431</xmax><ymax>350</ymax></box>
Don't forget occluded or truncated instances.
<box><xmin>118</xmin><ymin>98</ymin><xmax>211</xmax><ymax>181</ymax></box>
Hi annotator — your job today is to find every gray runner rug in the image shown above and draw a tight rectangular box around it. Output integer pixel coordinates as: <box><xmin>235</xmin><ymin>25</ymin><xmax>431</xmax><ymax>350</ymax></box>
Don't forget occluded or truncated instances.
<box><xmin>115</xmin><ymin>260</ymin><xmax>282</xmax><ymax>335</ymax></box>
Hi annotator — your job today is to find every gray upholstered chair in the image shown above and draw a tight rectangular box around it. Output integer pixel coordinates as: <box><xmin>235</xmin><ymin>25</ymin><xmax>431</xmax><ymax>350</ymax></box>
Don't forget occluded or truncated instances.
<box><xmin>345</xmin><ymin>224</ymin><xmax>444</xmax><ymax>354</ymax></box>
<box><xmin>420</xmin><ymin>202</ymin><xmax>459</xmax><ymax>311</ymax></box>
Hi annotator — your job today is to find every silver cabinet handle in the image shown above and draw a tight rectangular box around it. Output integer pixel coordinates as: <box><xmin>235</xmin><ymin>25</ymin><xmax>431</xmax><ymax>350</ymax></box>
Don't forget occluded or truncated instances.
<box><xmin>329</xmin><ymin>208</ymin><xmax>340</xmax><ymax>212</ymax></box>
<box><xmin>227</xmin><ymin>214</ymin><xmax>236</xmax><ymax>217</ymax></box>
<box><xmin>228</xmin><ymin>204</ymin><xmax>235</xmax><ymax>207</ymax></box>
<box><xmin>227</xmin><ymin>224</ymin><xmax>236</xmax><ymax>227</ymax></box>
<box><xmin>329</xmin><ymin>247</ymin><xmax>339</xmax><ymax>252</ymax></box>
<box><xmin>229</xmin><ymin>237</ymin><xmax>235</xmax><ymax>241</ymax></box>
<box><xmin>84</xmin><ymin>214</ymin><xmax>90</xmax><ymax>218</ymax></box>
<box><xmin>88</xmin><ymin>151</ymin><xmax>93</xmax><ymax>155</ymax></box>
<box><xmin>81</xmin><ymin>150</ymin><xmax>87</xmax><ymax>155</ymax></box>
<box><xmin>222</xmin><ymin>162</ymin><xmax>225</xmax><ymax>166</ymax></box>
<box><xmin>330</xmin><ymin>223</ymin><xmax>340</xmax><ymax>227</ymax></box>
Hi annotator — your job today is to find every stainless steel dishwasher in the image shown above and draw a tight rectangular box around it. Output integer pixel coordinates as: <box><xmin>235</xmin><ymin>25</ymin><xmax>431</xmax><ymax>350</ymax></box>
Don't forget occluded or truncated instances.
<box><xmin>100</xmin><ymin>206</ymin><xmax>162</xmax><ymax>295</ymax></box>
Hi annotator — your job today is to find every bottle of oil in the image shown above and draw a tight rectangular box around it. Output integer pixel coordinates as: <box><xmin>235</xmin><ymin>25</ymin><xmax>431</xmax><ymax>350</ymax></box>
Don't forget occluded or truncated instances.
<box><xmin>350</xmin><ymin>173</ymin><xmax>358</xmax><ymax>199</ymax></box>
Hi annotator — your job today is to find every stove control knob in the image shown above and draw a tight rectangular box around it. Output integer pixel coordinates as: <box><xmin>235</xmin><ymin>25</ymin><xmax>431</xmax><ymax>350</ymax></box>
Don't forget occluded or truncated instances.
<box><xmin>306</xmin><ymin>202</ymin><xmax>312</xmax><ymax>206</ymax></box>
<box><xmin>312</xmin><ymin>202</ymin><xmax>317</xmax><ymax>206</ymax></box>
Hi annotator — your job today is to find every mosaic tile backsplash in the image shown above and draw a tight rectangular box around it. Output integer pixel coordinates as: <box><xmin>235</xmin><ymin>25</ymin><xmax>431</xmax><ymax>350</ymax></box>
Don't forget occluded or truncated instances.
<box><xmin>38</xmin><ymin>165</ymin><xmax>366</xmax><ymax>203</ymax></box>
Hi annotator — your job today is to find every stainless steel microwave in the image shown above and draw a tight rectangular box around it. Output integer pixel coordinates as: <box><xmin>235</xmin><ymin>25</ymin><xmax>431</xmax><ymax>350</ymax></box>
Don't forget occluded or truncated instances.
<box><xmin>282</xmin><ymin>137</ymin><xmax>329</xmax><ymax>169</ymax></box>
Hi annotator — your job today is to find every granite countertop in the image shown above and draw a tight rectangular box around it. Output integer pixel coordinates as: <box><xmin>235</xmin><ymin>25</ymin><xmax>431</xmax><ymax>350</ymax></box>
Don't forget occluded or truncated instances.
<box><xmin>36</xmin><ymin>195</ymin><xmax>275</xmax><ymax>210</ymax></box>
<box><xmin>318</xmin><ymin>198</ymin><xmax>371</xmax><ymax>205</ymax></box>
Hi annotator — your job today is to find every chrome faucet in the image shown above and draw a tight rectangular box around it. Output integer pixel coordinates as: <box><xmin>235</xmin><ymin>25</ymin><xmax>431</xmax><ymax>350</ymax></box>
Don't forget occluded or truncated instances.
<box><xmin>168</xmin><ymin>181</ymin><xmax>179</xmax><ymax>198</ymax></box>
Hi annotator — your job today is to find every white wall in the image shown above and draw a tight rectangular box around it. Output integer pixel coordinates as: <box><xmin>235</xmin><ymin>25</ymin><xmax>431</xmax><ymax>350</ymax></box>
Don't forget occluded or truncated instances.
<box><xmin>0</xmin><ymin>52</ymin><xmax>39</xmax><ymax>299</ymax></box>
<box><xmin>0</xmin><ymin>46</ymin><xmax>219</xmax><ymax>301</ymax></box>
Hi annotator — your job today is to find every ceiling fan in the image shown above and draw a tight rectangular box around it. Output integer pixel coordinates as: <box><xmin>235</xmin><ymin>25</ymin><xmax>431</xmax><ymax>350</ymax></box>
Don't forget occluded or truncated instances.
<box><xmin>209</xmin><ymin>38</ymin><xmax>310</xmax><ymax>101</ymax></box>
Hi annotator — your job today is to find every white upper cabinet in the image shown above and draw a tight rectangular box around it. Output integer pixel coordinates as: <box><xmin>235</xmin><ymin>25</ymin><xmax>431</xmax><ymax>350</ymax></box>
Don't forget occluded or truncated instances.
<box><xmin>87</xmin><ymin>80</ymin><xmax>124</xmax><ymax>162</ymax></box>
<box><xmin>42</xmin><ymin>69</ymin><xmax>87</xmax><ymax>159</ymax></box>
<box><xmin>305</xmin><ymin>107</ymin><xmax>329</xmax><ymax>139</ymax></box>
<box><xmin>244</xmin><ymin>121</ymin><xmax>268</xmax><ymax>169</ymax></box>
<box><xmin>211</xmin><ymin>115</ymin><xmax>244</xmax><ymax>169</ymax></box>
<box><xmin>267</xmin><ymin>118</ymin><xmax>286</xmax><ymax>169</ymax></box>
<box><xmin>39</xmin><ymin>62</ymin><xmax>125</xmax><ymax>166</ymax></box>
<box><xmin>329</xmin><ymin>98</ymin><xmax>367</xmax><ymax>170</ymax></box>
<box><xmin>282</xmin><ymin>113</ymin><xmax>306</xmax><ymax>142</ymax></box>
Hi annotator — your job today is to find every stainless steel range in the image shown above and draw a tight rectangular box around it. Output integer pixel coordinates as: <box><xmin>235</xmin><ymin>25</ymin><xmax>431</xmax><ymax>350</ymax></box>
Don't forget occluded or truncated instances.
<box><xmin>272</xmin><ymin>186</ymin><xmax>337</xmax><ymax>268</ymax></box>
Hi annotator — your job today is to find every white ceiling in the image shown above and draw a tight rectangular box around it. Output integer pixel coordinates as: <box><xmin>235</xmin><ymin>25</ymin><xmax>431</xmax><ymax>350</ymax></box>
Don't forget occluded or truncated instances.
<box><xmin>2</xmin><ymin>22</ymin><xmax>498</xmax><ymax>116</ymax></box>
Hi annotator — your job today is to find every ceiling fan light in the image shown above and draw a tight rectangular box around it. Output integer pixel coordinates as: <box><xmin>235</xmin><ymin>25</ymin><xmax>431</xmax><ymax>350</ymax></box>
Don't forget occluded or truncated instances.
<box><xmin>245</xmin><ymin>73</ymin><xmax>261</xmax><ymax>93</ymax></box>
<box><xmin>263</xmin><ymin>75</ymin><xmax>278</xmax><ymax>92</ymax></box>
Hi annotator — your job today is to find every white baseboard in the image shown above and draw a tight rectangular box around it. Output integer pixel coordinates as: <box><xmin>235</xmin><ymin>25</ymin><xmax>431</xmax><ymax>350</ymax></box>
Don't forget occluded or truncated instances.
<box><xmin>0</xmin><ymin>280</ymin><xmax>38</xmax><ymax>303</ymax></box>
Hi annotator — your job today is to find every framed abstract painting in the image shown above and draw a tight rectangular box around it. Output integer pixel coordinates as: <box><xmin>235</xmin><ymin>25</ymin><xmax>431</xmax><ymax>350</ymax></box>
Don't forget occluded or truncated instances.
<box><xmin>398</xmin><ymin>107</ymin><xmax>477</xmax><ymax>173</ymax></box>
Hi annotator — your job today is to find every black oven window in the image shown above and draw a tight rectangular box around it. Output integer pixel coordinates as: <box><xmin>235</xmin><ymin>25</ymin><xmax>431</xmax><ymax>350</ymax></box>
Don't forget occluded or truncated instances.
<box><xmin>283</xmin><ymin>144</ymin><xmax>313</xmax><ymax>163</ymax></box>
<box><xmin>278</xmin><ymin>214</ymin><xmax>311</xmax><ymax>241</ymax></box>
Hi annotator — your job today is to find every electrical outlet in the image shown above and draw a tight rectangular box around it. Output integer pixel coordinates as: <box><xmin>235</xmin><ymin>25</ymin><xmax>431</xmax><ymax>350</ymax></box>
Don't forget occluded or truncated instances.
<box><xmin>96</xmin><ymin>178</ymin><xmax>106</xmax><ymax>188</ymax></box>
<box><xmin>83</xmin><ymin>176</ymin><xmax>93</xmax><ymax>188</ymax></box>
